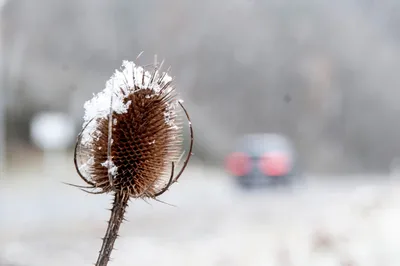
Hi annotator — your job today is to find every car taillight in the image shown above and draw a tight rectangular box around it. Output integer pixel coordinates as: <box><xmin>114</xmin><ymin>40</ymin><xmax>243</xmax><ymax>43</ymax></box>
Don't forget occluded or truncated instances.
<box><xmin>259</xmin><ymin>152</ymin><xmax>290</xmax><ymax>176</ymax></box>
<box><xmin>225</xmin><ymin>152</ymin><xmax>252</xmax><ymax>176</ymax></box>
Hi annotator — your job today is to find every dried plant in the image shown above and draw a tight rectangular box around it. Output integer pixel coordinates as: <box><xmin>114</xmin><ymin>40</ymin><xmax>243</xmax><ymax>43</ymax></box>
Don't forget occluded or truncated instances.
<box><xmin>67</xmin><ymin>56</ymin><xmax>193</xmax><ymax>266</ymax></box>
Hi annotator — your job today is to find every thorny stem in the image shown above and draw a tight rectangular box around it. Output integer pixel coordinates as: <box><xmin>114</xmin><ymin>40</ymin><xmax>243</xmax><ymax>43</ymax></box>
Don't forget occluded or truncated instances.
<box><xmin>95</xmin><ymin>192</ymin><xmax>129</xmax><ymax>266</ymax></box>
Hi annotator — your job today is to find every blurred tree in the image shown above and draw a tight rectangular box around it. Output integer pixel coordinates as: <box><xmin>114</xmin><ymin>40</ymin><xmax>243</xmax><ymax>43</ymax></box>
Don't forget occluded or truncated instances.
<box><xmin>4</xmin><ymin>0</ymin><xmax>400</xmax><ymax>173</ymax></box>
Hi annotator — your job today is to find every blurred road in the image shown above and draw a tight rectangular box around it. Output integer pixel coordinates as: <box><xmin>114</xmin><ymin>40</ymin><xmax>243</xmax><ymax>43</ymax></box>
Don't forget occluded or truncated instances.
<box><xmin>1</xmin><ymin>155</ymin><xmax>400</xmax><ymax>266</ymax></box>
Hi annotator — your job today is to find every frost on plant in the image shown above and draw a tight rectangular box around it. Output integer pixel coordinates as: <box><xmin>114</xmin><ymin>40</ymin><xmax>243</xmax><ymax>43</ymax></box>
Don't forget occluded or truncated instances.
<box><xmin>78</xmin><ymin>60</ymin><xmax>181</xmax><ymax>182</ymax></box>
<box><xmin>73</xmin><ymin>58</ymin><xmax>189</xmax><ymax>196</ymax></box>
<box><xmin>71</xmin><ymin>56</ymin><xmax>194</xmax><ymax>266</ymax></box>
<box><xmin>80</xmin><ymin>60</ymin><xmax>175</xmax><ymax>146</ymax></box>
<box><xmin>101</xmin><ymin>159</ymin><xmax>118</xmax><ymax>177</ymax></box>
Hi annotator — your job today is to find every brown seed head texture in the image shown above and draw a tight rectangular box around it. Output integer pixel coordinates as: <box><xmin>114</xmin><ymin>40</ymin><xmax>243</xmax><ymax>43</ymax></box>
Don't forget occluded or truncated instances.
<box><xmin>74</xmin><ymin>60</ymin><xmax>188</xmax><ymax>199</ymax></box>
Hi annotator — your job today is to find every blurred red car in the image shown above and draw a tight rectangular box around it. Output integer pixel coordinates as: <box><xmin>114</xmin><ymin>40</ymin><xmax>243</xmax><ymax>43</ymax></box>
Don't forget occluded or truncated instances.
<box><xmin>225</xmin><ymin>133</ymin><xmax>302</xmax><ymax>189</ymax></box>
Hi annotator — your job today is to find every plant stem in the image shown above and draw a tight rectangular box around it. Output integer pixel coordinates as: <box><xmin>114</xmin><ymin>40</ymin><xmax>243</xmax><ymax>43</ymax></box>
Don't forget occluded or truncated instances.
<box><xmin>95</xmin><ymin>192</ymin><xmax>129</xmax><ymax>266</ymax></box>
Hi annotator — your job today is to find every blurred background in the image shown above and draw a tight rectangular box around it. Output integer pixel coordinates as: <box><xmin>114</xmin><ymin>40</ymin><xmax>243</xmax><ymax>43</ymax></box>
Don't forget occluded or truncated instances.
<box><xmin>2</xmin><ymin>0</ymin><xmax>400</xmax><ymax>265</ymax></box>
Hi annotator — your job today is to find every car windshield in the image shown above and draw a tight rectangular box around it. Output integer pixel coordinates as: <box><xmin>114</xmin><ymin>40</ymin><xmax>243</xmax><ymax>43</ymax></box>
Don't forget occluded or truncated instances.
<box><xmin>237</xmin><ymin>134</ymin><xmax>291</xmax><ymax>157</ymax></box>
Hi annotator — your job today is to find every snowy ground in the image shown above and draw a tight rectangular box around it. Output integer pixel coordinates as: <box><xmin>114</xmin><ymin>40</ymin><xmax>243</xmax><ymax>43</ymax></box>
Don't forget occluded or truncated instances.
<box><xmin>2</xmin><ymin>155</ymin><xmax>400</xmax><ymax>266</ymax></box>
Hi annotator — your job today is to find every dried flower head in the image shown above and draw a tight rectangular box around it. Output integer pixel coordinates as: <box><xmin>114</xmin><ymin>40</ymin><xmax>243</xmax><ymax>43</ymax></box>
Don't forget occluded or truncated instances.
<box><xmin>69</xmin><ymin>57</ymin><xmax>193</xmax><ymax>266</ymax></box>
<box><xmin>73</xmin><ymin>59</ymin><xmax>193</xmax><ymax>199</ymax></box>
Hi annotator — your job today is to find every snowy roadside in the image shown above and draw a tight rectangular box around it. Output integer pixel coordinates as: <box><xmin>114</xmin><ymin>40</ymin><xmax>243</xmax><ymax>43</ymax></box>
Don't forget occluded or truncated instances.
<box><xmin>2</xmin><ymin>160</ymin><xmax>400</xmax><ymax>265</ymax></box>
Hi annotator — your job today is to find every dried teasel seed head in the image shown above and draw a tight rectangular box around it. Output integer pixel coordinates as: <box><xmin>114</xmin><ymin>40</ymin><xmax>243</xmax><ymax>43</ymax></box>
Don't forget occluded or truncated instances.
<box><xmin>74</xmin><ymin>59</ymin><xmax>192</xmax><ymax>199</ymax></box>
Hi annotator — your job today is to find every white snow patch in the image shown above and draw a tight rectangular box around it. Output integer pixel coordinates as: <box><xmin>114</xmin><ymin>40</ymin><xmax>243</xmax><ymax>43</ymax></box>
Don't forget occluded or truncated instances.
<box><xmin>80</xmin><ymin>60</ymin><xmax>174</xmax><ymax>146</ymax></box>
<box><xmin>78</xmin><ymin>156</ymin><xmax>94</xmax><ymax>173</ymax></box>
<box><xmin>101</xmin><ymin>159</ymin><xmax>118</xmax><ymax>177</ymax></box>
